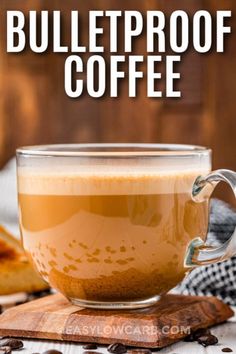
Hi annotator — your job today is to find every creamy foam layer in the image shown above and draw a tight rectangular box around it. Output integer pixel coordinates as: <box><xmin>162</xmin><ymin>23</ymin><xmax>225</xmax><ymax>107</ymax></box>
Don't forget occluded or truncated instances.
<box><xmin>18</xmin><ymin>165</ymin><xmax>211</xmax><ymax>195</ymax></box>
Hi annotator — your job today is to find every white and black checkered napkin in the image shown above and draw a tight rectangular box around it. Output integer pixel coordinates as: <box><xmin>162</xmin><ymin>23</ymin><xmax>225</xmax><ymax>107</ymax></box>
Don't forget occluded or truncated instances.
<box><xmin>178</xmin><ymin>199</ymin><xmax>236</xmax><ymax>305</ymax></box>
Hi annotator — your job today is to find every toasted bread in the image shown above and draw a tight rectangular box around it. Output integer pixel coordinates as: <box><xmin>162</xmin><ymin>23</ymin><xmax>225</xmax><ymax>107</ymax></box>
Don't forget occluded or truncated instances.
<box><xmin>0</xmin><ymin>225</ymin><xmax>49</xmax><ymax>294</ymax></box>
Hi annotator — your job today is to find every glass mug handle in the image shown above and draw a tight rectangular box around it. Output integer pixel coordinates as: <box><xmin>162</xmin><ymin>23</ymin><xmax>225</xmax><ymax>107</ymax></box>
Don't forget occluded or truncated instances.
<box><xmin>185</xmin><ymin>169</ymin><xmax>236</xmax><ymax>267</ymax></box>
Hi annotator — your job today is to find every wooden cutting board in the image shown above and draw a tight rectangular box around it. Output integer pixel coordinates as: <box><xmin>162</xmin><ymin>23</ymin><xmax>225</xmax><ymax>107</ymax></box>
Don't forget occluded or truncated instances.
<box><xmin>0</xmin><ymin>293</ymin><xmax>233</xmax><ymax>349</ymax></box>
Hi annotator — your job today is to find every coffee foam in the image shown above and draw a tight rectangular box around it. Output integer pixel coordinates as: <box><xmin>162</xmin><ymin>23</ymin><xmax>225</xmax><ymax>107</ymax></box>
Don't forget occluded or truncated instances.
<box><xmin>18</xmin><ymin>164</ymin><xmax>211</xmax><ymax>195</ymax></box>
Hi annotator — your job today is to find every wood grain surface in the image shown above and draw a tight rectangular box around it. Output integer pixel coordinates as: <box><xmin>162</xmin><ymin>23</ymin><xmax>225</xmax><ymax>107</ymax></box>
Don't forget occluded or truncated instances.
<box><xmin>0</xmin><ymin>293</ymin><xmax>233</xmax><ymax>348</ymax></box>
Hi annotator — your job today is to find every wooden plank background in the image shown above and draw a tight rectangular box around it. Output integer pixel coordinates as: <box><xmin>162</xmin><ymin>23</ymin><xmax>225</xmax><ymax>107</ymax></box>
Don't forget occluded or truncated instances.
<box><xmin>0</xmin><ymin>0</ymin><xmax>236</xmax><ymax>204</ymax></box>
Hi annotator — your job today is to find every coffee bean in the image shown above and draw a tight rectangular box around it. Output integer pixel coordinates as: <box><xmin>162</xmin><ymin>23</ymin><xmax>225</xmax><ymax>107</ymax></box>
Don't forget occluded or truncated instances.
<box><xmin>83</xmin><ymin>344</ymin><xmax>98</xmax><ymax>350</ymax></box>
<box><xmin>0</xmin><ymin>347</ymin><xmax>12</xmax><ymax>354</ymax></box>
<box><xmin>83</xmin><ymin>351</ymin><xmax>102</xmax><ymax>354</ymax></box>
<box><xmin>183</xmin><ymin>333</ymin><xmax>196</xmax><ymax>342</ymax></box>
<box><xmin>184</xmin><ymin>327</ymin><xmax>211</xmax><ymax>342</ymax></box>
<box><xmin>197</xmin><ymin>334</ymin><xmax>218</xmax><ymax>347</ymax></box>
<box><xmin>222</xmin><ymin>348</ymin><xmax>233</xmax><ymax>353</ymax></box>
<box><xmin>0</xmin><ymin>339</ymin><xmax>23</xmax><ymax>350</ymax></box>
<box><xmin>192</xmin><ymin>327</ymin><xmax>211</xmax><ymax>340</ymax></box>
<box><xmin>42</xmin><ymin>350</ymin><xmax>63</xmax><ymax>354</ymax></box>
<box><xmin>108</xmin><ymin>343</ymin><xmax>127</xmax><ymax>354</ymax></box>
<box><xmin>127</xmin><ymin>349</ymin><xmax>152</xmax><ymax>354</ymax></box>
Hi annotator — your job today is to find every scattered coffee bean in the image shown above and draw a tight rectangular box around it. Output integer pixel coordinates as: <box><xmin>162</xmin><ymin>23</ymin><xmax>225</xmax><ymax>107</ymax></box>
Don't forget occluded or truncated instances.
<box><xmin>197</xmin><ymin>334</ymin><xmax>218</xmax><ymax>347</ymax></box>
<box><xmin>0</xmin><ymin>347</ymin><xmax>12</xmax><ymax>354</ymax></box>
<box><xmin>127</xmin><ymin>349</ymin><xmax>152</xmax><ymax>354</ymax></box>
<box><xmin>83</xmin><ymin>344</ymin><xmax>98</xmax><ymax>350</ymax></box>
<box><xmin>184</xmin><ymin>327</ymin><xmax>211</xmax><ymax>342</ymax></box>
<box><xmin>192</xmin><ymin>328</ymin><xmax>211</xmax><ymax>340</ymax></box>
<box><xmin>108</xmin><ymin>343</ymin><xmax>127</xmax><ymax>354</ymax></box>
<box><xmin>83</xmin><ymin>351</ymin><xmax>102</xmax><ymax>354</ymax></box>
<box><xmin>0</xmin><ymin>339</ymin><xmax>23</xmax><ymax>350</ymax></box>
<box><xmin>183</xmin><ymin>333</ymin><xmax>195</xmax><ymax>342</ymax></box>
<box><xmin>222</xmin><ymin>348</ymin><xmax>233</xmax><ymax>353</ymax></box>
<box><xmin>42</xmin><ymin>350</ymin><xmax>63</xmax><ymax>354</ymax></box>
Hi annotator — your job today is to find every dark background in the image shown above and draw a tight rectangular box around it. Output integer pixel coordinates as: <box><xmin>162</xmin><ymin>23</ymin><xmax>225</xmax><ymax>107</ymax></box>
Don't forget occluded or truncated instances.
<box><xmin>0</xmin><ymin>0</ymin><xmax>236</xmax><ymax>203</ymax></box>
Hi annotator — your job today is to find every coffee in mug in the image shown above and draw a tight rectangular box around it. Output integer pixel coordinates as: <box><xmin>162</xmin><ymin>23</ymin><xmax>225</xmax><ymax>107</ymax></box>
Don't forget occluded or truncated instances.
<box><xmin>17</xmin><ymin>144</ymin><xmax>236</xmax><ymax>309</ymax></box>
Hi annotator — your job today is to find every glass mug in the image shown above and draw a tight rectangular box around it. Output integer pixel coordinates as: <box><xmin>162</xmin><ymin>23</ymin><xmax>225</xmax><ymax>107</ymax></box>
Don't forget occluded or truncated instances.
<box><xmin>16</xmin><ymin>144</ymin><xmax>236</xmax><ymax>309</ymax></box>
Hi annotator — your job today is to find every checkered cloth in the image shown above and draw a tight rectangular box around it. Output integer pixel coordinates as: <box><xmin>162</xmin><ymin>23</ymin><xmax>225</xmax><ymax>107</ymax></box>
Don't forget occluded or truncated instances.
<box><xmin>178</xmin><ymin>199</ymin><xmax>236</xmax><ymax>306</ymax></box>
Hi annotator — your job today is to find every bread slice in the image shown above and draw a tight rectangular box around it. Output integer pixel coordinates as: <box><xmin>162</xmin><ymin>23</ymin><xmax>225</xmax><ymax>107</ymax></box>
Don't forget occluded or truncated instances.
<box><xmin>0</xmin><ymin>225</ymin><xmax>49</xmax><ymax>294</ymax></box>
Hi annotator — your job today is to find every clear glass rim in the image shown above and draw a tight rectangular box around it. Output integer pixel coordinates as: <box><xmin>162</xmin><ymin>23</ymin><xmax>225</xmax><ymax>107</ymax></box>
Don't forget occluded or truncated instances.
<box><xmin>16</xmin><ymin>143</ymin><xmax>211</xmax><ymax>158</ymax></box>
